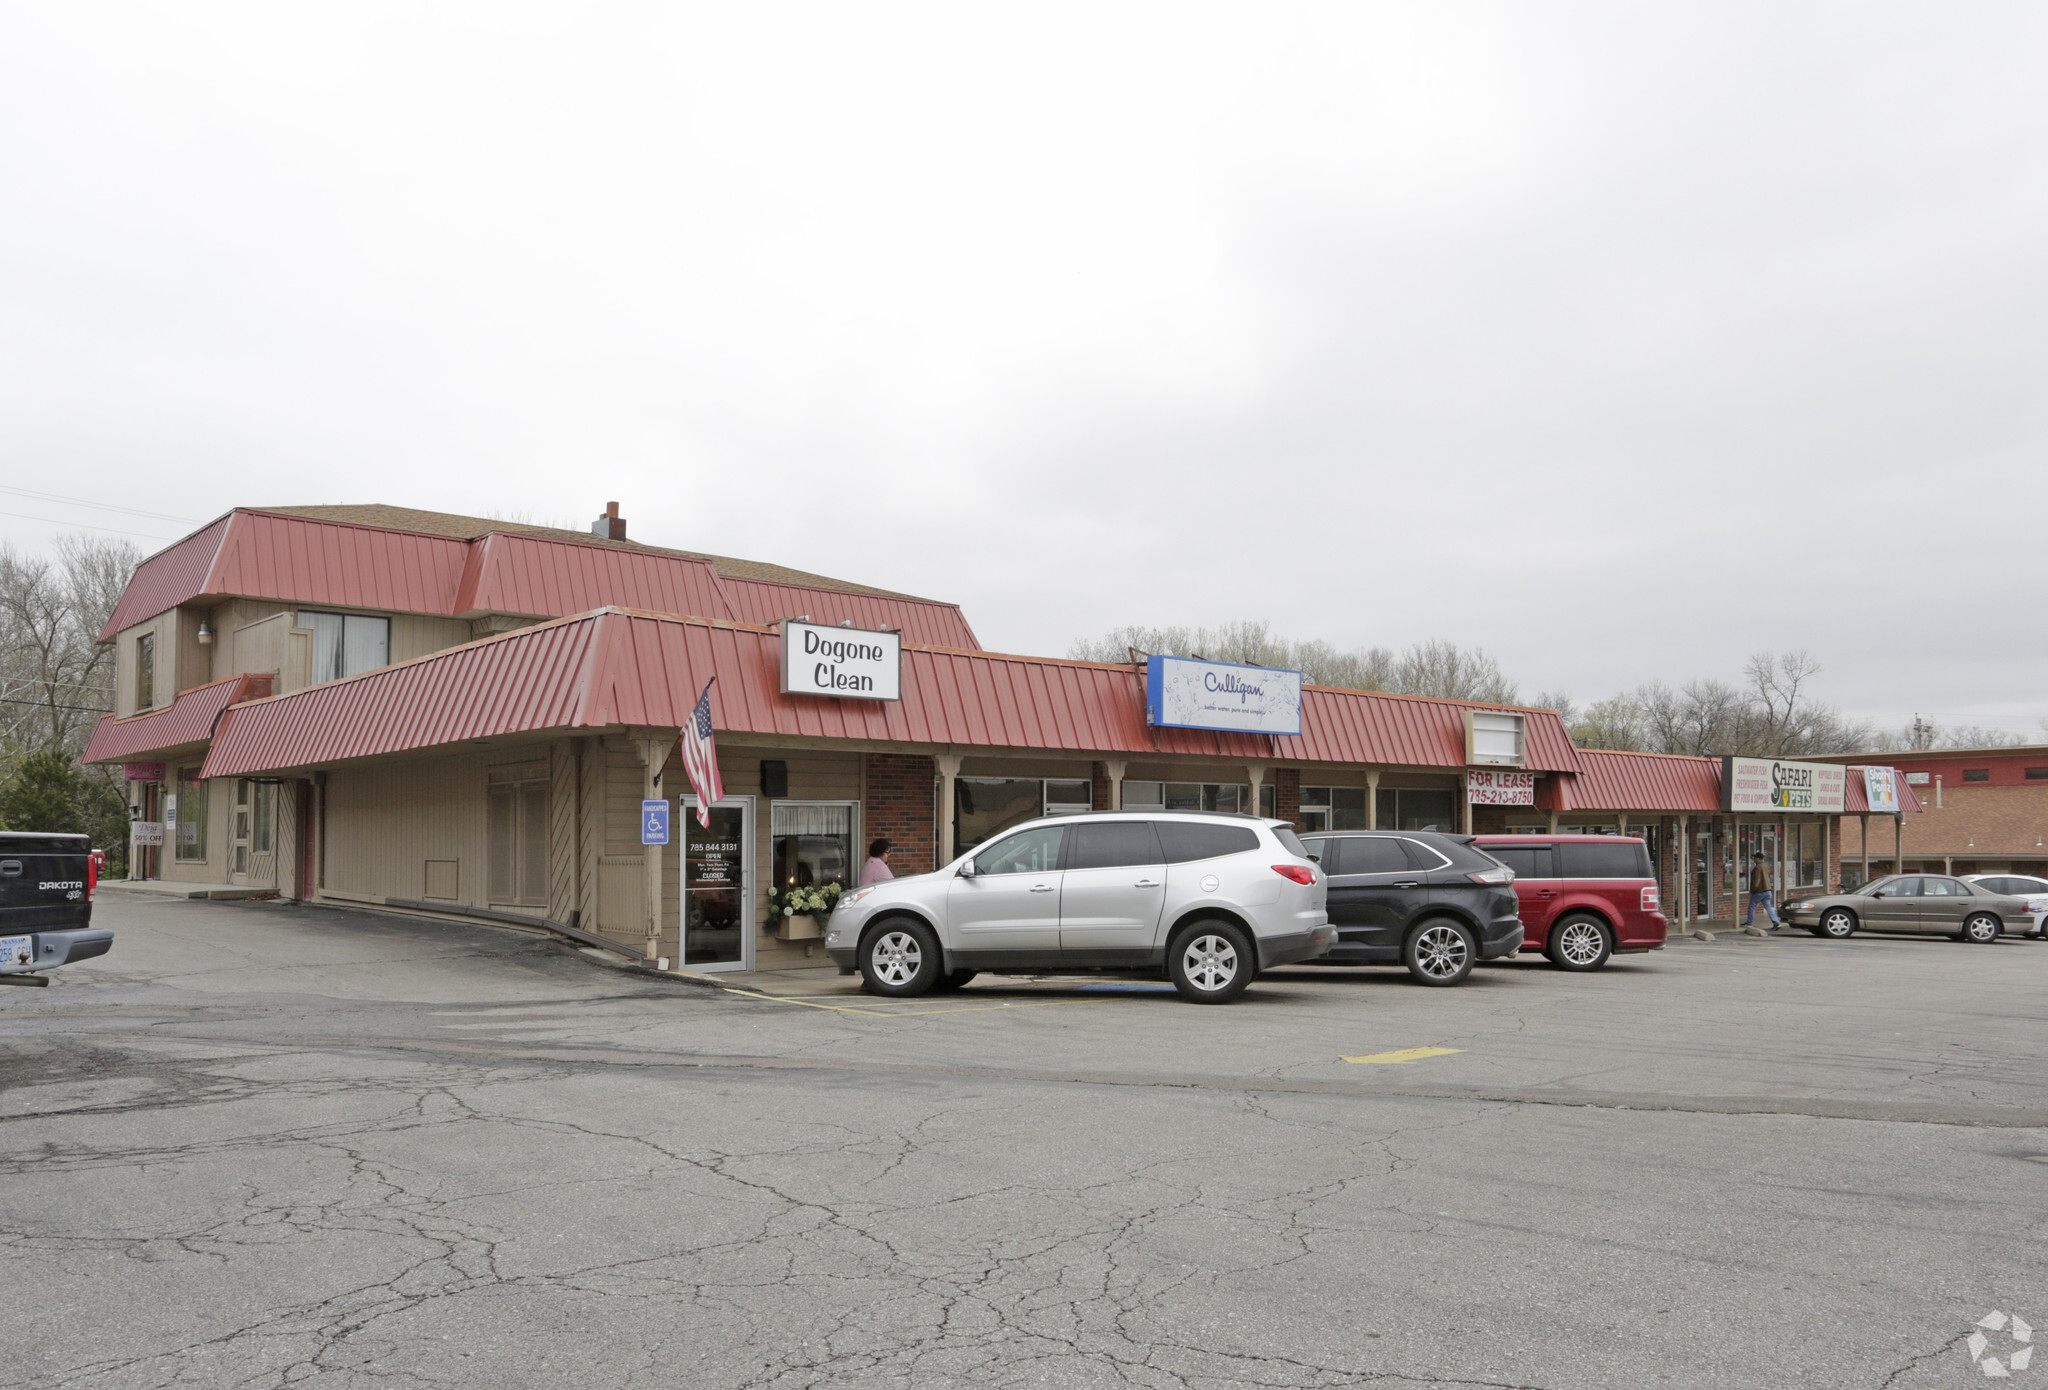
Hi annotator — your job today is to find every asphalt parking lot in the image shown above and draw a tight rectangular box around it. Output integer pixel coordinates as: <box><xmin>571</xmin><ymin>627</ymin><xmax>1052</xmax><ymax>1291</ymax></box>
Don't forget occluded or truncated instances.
<box><xmin>4</xmin><ymin>896</ymin><xmax>2045</xmax><ymax>1389</ymax></box>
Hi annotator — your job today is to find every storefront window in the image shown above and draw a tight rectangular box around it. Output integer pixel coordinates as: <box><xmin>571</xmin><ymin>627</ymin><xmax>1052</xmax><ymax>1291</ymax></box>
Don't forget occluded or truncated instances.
<box><xmin>1122</xmin><ymin>782</ymin><xmax>1251</xmax><ymax>813</ymax></box>
<box><xmin>771</xmin><ymin>803</ymin><xmax>854</xmax><ymax>892</ymax></box>
<box><xmin>1298</xmin><ymin>787</ymin><xmax>1369</xmax><ymax>831</ymax></box>
<box><xmin>174</xmin><ymin>769</ymin><xmax>208</xmax><ymax>862</ymax></box>
<box><xmin>955</xmin><ymin>778</ymin><xmax>1098</xmax><ymax>851</ymax></box>
<box><xmin>1377</xmin><ymin>788</ymin><xmax>1456</xmax><ymax>831</ymax></box>
<box><xmin>1045</xmin><ymin>781</ymin><xmax>1092</xmax><ymax>814</ymax></box>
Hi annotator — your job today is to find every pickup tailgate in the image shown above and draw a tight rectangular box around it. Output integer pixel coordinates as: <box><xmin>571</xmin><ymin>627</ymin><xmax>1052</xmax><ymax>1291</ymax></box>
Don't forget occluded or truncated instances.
<box><xmin>1</xmin><ymin>832</ymin><xmax>108</xmax><ymax>973</ymax></box>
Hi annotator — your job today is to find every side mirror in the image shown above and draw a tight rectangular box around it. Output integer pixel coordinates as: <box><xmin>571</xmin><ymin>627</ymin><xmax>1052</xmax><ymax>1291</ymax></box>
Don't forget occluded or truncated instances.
<box><xmin>956</xmin><ymin>858</ymin><xmax>976</xmax><ymax>879</ymax></box>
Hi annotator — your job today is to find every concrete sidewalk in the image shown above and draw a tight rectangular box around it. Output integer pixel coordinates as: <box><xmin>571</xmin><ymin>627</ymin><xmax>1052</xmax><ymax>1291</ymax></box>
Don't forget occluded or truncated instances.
<box><xmin>98</xmin><ymin>878</ymin><xmax>276</xmax><ymax>901</ymax></box>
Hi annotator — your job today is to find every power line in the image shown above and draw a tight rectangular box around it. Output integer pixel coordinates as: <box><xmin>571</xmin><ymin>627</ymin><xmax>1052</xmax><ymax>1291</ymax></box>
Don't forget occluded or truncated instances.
<box><xmin>0</xmin><ymin>484</ymin><xmax>204</xmax><ymax>526</ymax></box>
<box><xmin>0</xmin><ymin>696</ymin><xmax>111</xmax><ymax>714</ymax></box>
<box><xmin>0</xmin><ymin>507</ymin><xmax>183</xmax><ymax>542</ymax></box>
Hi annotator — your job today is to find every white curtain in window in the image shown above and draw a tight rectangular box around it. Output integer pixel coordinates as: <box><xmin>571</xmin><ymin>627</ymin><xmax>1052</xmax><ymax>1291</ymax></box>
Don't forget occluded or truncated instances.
<box><xmin>343</xmin><ymin>615</ymin><xmax>389</xmax><ymax>676</ymax></box>
<box><xmin>305</xmin><ymin>611</ymin><xmax>344</xmax><ymax>683</ymax></box>
<box><xmin>772</xmin><ymin>804</ymin><xmax>852</xmax><ymax>837</ymax></box>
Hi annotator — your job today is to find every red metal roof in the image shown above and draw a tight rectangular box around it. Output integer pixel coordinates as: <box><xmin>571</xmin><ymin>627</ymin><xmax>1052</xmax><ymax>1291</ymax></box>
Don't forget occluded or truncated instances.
<box><xmin>1566</xmin><ymin>749</ymin><xmax>1723</xmax><ymax>812</ymax></box>
<box><xmin>719</xmin><ymin>577</ymin><xmax>982</xmax><ymax>650</ymax></box>
<box><xmin>81</xmin><ymin>673</ymin><xmax>273</xmax><ymax>765</ymax></box>
<box><xmin>1842</xmin><ymin>766</ymin><xmax>1925</xmax><ymax>814</ymax></box>
<box><xmin>201</xmin><ymin>608</ymin><xmax>1582</xmax><ymax>778</ymax></box>
<box><xmin>98</xmin><ymin>510</ymin><xmax>977</xmax><ymax>649</ymax></box>
<box><xmin>99</xmin><ymin>515</ymin><xmax>232</xmax><ymax>640</ymax></box>
<box><xmin>206</xmin><ymin>512</ymin><xmax>473</xmax><ymax>617</ymax></box>
<box><xmin>452</xmin><ymin>531</ymin><xmax>735</xmax><ymax>621</ymax></box>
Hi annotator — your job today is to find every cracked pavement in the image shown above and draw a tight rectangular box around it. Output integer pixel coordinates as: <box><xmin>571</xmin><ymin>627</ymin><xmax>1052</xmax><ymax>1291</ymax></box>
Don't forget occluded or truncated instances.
<box><xmin>4</xmin><ymin>897</ymin><xmax>2044</xmax><ymax>1388</ymax></box>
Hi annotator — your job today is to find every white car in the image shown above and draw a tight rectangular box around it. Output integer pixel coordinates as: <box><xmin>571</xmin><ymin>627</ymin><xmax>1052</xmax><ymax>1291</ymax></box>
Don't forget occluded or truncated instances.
<box><xmin>1962</xmin><ymin>875</ymin><xmax>2048</xmax><ymax>938</ymax></box>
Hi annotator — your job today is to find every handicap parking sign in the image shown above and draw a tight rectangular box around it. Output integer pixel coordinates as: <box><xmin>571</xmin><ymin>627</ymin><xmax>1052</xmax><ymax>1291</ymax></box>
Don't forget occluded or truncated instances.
<box><xmin>641</xmin><ymin>799</ymin><xmax>669</xmax><ymax>846</ymax></box>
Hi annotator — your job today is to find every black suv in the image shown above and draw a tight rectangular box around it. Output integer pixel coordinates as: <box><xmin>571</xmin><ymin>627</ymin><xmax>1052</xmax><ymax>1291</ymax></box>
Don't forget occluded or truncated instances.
<box><xmin>1295</xmin><ymin>830</ymin><xmax>1521</xmax><ymax>985</ymax></box>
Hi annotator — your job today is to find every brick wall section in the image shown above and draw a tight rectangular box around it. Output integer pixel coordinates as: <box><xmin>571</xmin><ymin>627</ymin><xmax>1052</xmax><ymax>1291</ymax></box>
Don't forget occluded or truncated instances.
<box><xmin>1275</xmin><ymin>768</ymin><xmax>1301</xmax><ymax>828</ymax></box>
<box><xmin>1470</xmin><ymin>804</ymin><xmax>1511</xmax><ymax>834</ymax></box>
<box><xmin>1092</xmin><ymin>761</ymin><xmax>1112</xmax><ymax>811</ymax></box>
<box><xmin>864</xmin><ymin>753</ymin><xmax>937</xmax><ymax>875</ymax></box>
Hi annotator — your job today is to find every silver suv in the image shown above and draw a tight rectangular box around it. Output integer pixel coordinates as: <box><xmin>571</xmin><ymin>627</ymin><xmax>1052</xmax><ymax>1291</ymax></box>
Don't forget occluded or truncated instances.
<box><xmin>824</xmin><ymin>812</ymin><xmax>1332</xmax><ymax>1003</ymax></box>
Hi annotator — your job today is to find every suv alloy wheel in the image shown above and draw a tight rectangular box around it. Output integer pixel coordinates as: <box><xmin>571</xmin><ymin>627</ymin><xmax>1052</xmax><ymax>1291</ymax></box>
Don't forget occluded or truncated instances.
<box><xmin>860</xmin><ymin>918</ymin><xmax>942</xmax><ymax>996</ymax></box>
<box><xmin>1403</xmin><ymin>918</ymin><xmax>1475</xmax><ymax>986</ymax></box>
<box><xmin>1547</xmin><ymin>914</ymin><xmax>1612</xmax><ymax>971</ymax></box>
<box><xmin>1168</xmin><ymin>919</ymin><xmax>1254</xmax><ymax>1004</ymax></box>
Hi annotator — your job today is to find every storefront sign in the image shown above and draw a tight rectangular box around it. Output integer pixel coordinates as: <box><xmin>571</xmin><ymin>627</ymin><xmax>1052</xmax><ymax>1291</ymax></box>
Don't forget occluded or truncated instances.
<box><xmin>1145</xmin><ymin>655</ymin><xmax>1303</xmax><ymax>736</ymax></box>
<box><xmin>1862</xmin><ymin>766</ymin><xmax>1901</xmax><ymax>813</ymax></box>
<box><xmin>780</xmin><ymin>621</ymin><xmax>901</xmax><ymax>700</ymax></box>
<box><xmin>1720</xmin><ymin>756</ymin><xmax>1846</xmax><ymax>814</ymax></box>
<box><xmin>130</xmin><ymin>821</ymin><xmax>163</xmax><ymax>846</ymax></box>
<box><xmin>1466</xmin><ymin>768</ymin><xmax>1536</xmax><ymax>805</ymax></box>
<box><xmin>124</xmin><ymin>761</ymin><xmax>164</xmax><ymax>782</ymax></box>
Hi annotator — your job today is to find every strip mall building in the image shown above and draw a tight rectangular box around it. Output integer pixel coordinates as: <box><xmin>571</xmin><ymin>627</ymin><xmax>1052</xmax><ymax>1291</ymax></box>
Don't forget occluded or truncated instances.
<box><xmin>83</xmin><ymin>505</ymin><xmax>1920</xmax><ymax>969</ymax></box>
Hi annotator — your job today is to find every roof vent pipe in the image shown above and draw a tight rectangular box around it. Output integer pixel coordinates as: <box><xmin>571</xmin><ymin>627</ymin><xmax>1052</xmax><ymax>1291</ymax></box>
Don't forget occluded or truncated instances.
<box><xmin>591</xmin><ymin>501</ymin><xmax>626</xmax><ymax>541</ymax></box>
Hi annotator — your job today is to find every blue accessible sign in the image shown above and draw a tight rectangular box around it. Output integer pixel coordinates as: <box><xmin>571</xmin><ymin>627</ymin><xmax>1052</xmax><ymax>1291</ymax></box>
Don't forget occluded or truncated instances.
<box><xmin>641</xmin><ymin>799</ymin><xmax>670</xmax><ymax>846</ymax></box>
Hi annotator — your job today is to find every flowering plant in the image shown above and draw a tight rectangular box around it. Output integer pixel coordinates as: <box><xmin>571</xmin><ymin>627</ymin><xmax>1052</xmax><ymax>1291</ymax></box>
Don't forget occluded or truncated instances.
<box><xmin>769</xmin><ymin>882</ymin><xmax>844</xmax><ymax>920</ymax></box>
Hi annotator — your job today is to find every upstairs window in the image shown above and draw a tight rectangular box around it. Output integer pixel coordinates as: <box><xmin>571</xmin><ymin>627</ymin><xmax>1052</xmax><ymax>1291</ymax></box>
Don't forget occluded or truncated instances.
<box><xmin>136</xmin><ymin>632</ymin><xmax>156</xmax><ymax>709</ymax></box>
<box><xmin>1962</xmin><ymin>769</ymin><xmax>1990</xmax><ymax>783</ymax></box>
<box><xmin>301</xmin><ymin>611</ymin><xmax>391</xmax><ymax>682</ymax></box>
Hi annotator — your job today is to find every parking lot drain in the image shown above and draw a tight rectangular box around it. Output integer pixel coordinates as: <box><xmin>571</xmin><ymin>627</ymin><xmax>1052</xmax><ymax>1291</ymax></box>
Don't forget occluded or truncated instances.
<box><xmin>1342</xmin><ymin>1047</ymin><xmax>1464</xmax><ymax>1065</ymax></box>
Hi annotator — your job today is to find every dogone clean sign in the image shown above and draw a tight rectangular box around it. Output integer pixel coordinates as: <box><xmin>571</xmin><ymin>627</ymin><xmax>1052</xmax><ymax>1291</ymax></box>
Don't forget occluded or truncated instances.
<box><xmin>780</xmin><ymin>621</ymin><xmax>901</xmax><ymax>701</ymax></box>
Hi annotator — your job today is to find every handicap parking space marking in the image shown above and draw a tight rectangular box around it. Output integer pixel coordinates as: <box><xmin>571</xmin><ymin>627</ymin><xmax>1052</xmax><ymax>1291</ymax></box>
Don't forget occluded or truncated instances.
<box><xmin>1341</xmin><ymin>1046</ymin><xmax>1465</xmax><ymax>1065</ymax></box>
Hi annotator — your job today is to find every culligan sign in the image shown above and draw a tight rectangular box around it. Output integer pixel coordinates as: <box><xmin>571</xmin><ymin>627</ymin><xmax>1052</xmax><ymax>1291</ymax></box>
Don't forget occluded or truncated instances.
<box><xmin>1145</xmin><ymin>655</ymin><xmax>1303</xmax><ymax>737</ymax></box>
<box><xmin>780</xmin><ymin>621</ymin><xmax>901</xmax><ymax>701</ymax></box>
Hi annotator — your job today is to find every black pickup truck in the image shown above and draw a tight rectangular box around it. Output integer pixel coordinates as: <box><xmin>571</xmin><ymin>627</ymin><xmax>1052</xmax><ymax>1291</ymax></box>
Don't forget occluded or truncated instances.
<box><xmin>1</xmin><ymin>831</ymin><xmax>113</xmax><ymax>984</ymax></box>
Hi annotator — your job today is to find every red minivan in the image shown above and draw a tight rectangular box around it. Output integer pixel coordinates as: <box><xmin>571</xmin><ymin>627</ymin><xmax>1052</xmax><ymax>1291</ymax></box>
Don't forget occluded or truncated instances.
<box><xmin>1471</xmin><ymin>835</ymin><xmax>1669</xmax><ymax>971</ymax></box>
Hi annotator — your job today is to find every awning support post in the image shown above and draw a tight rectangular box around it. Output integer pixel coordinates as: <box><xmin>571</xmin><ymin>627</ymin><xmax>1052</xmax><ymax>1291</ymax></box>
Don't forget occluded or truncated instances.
<box><xmin>639</xmin><ymin>735</ymin><xmax>668</xmax><ymax>963</ymax></box>
<box><xmin>1366</xmin><ymin>770</ymin><xmax>1381</xmax><ymax>829</ymax></box>
<box><xmin>936</xmin><ymin>753</ymin><xmax>963</xmax><ymax>865</ymax></box>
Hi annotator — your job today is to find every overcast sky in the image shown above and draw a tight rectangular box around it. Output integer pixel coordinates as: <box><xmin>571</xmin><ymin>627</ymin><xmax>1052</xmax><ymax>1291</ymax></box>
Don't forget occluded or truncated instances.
<box><xmin>3</xmin><ymin>4</ymin><xmax>2043</xmax><ymax>732</ymax></box>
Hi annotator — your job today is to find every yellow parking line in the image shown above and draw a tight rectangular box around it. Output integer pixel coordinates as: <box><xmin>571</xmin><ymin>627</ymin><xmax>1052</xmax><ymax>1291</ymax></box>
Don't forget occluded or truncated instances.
<box><xmin>719</xmin><ymin>987</ymin><xmax>1114</xmax><ymax>1018</ymax></box>
<box><xmin>1342</xmin><ymin>1047</ymin><xmax>1464</xmax><ymax>1065</ymax></box>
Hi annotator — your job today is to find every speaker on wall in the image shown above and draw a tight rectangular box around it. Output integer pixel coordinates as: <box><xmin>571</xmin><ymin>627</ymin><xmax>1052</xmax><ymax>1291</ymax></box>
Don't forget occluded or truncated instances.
<box><xmin>760</xmin><ymin>760</ymin><xmax>788</xmax><ymax>798</ymax></box>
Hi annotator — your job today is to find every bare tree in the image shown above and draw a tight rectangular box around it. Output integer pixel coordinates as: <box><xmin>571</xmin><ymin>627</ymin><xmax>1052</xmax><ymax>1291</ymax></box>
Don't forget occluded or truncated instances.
<box><xmin>0</xmin><ymin>534</ymin><xmax>140</xmax><ymax>757</ymax></box>
<box><xmin>1562</xmin><ymin>652</ymin><xmax>1872</xmax><ymax>757</ymax></box>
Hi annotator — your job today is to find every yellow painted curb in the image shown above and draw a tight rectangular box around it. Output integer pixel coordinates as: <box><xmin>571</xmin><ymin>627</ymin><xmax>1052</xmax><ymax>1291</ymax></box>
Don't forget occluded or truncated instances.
<box><xmin>1342</xmin><ymin>1047</ymin><xmax>1464</xmax><ymax>1065</ymax></box>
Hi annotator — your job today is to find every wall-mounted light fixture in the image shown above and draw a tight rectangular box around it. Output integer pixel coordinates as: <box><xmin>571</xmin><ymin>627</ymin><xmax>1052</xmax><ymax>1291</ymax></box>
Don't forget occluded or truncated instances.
<box><xmin>196</xmin><ymin>618</ymin><xmax>213</xmax><ymax>645</ymax></box>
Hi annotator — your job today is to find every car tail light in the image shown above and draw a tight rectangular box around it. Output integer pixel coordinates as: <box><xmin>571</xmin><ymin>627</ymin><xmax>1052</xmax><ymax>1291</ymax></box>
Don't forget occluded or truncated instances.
<box><xmin>1271</xmin><ymin>864</ymin><xmax>1316</xmax><ymax>886</ymax></box>
<box><xmin>1640</xmin><ymin>886</ymin><xmax>1659</xmax><ymax>912</ymax></box>
<box><xmin>88</xmin><ymin>850</ymin><xmax>100</xmax><ymax>901</ymax></box>
<box><xmin>1466</xmin><ymin>866</ymin><xmax>1513</xmax><ymax>884</ymax></box>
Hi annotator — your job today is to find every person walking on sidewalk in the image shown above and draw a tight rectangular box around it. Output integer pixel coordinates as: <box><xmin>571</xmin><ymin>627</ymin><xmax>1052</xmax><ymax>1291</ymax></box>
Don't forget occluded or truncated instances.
<box><xmin>859</xmin><ymin>838</ymin><xmax>895</xmax><ymax>886</ymax></box>
<box><xmin>1743</xmin><ymin>852</ymin><xmax>1781</xmax><ymax>932</ymax></box>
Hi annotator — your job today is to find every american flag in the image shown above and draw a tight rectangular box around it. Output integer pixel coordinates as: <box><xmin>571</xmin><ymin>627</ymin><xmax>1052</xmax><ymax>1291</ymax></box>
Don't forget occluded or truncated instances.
<box><xmin>679</xmin><ymin>679</ymin><xmax>724</xmax><ymax>828</ymax></box>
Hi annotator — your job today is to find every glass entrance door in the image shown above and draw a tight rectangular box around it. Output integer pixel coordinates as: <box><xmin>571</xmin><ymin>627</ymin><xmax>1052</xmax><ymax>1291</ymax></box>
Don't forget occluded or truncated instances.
<box><xmin>681</xmin><ymin>797</ymin><xmax>752</xmax><ymax>971</ymax></box>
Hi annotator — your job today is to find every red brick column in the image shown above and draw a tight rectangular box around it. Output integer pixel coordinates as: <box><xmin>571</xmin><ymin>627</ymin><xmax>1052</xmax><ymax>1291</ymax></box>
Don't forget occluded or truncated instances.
<box><xmin>1276</xmin><ymin>768</ymin><xmax>1302</xmax><ymax>828</ymax></box>
<box><xmin>864</xmin><ymin>754</ymin><xmax>937</xmax><ymax>874</ymax></box>
<box><xmin>1092</xmin><ymin>761</ymin><xmax>1112</xmax><ymax>811</ymax></box>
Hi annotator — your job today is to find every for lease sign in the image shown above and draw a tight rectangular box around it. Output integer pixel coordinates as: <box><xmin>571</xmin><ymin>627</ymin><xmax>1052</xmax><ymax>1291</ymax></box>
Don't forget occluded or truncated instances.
<box><xmin>1466</xmin><ymin>769</ymin><xmax>1536</xmax><ymax>805</ymax></box>
<box><xmin>1721</xmin><ymin>756</ymin><xmax>1846</xmax><ymax>814</ymax></box>
<box><xmin>779</xmin><ymin>621</ymin><xmax>901</xmax><ymax>701</ymax></box>
<box><xmin>1145</xmin><ymin>655</ymin><xmax>1303</xmax><ymax>736</ymax></box>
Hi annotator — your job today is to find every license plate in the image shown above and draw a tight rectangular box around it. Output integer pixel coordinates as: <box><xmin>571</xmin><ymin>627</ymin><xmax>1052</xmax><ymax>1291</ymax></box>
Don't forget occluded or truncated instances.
<box><xmin>0</xmin><ymin>935</ymin><xmax>32</xmax><ymax>971</ymax></box>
